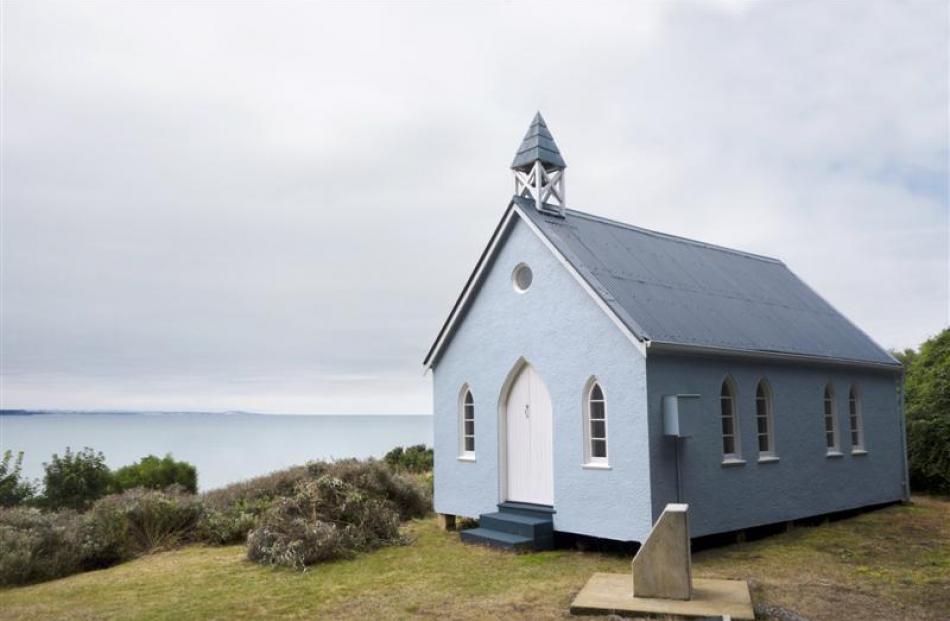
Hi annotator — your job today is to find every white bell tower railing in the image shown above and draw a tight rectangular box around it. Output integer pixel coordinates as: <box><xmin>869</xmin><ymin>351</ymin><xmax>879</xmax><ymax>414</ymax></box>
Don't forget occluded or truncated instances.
<box><xmin>514</xmin><ymin>160</ymin><xmax>566</xmax><ymax>216</ymax></box>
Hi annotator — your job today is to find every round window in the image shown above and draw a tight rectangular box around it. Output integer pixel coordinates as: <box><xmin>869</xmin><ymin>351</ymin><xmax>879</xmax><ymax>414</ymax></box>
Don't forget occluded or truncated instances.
<box><xmin>512</xmin><ymin>263</ymin><xmax>533</xmax><ymax>292</ymax></box>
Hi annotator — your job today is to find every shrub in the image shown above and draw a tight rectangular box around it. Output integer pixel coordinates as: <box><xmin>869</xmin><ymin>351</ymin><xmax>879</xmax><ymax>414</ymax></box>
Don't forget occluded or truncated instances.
<box><xmin>41</xmin><ymin>447</ymin><xmax>112</xmax><ymax>511</ymax></box>
<box><xmin>201</xmin><ymin>465</ymin><xmax>309</xmax><ymax>512</ymax></box>
<box><xmin>306</xmin><ymin>459</ymin><xmax>431</xmax><ymax>520</ymax></box>
<box><xmin>1</xmin><ymin>450</ymin><xmax>35</xmax><ymax>507</ymax></box>
<box><xmin>384</xmin><ymin>444</ymin><xmax>433</xmax><ymax>474</ymax></box>
<box><xmin>246</xmin><ymin>475</ymin><xmax>401</xmax><ymax>569</ymax></box>
<box><xmin>900</xmin><ymin>329</ymin><xmax>950</xmax><ymax>494</ymax></box>
<box><xmin>87</xmin><ymin>487</ymin><xmax>204</xmax><ymax>554</ymax></box>
<box><xmin>112</xmin><ymin>454</ymin><xmax>197</xmax><ymax>494</ymax></box>
<box><xmin>196</xmin><ymin>505</ymin><xmax>259</xmax><ymax>545</ymax></box>
<box><xmin>0</xmin><ymin>507</ymin><xmax>84</xmax><ymax>585</ymax></box>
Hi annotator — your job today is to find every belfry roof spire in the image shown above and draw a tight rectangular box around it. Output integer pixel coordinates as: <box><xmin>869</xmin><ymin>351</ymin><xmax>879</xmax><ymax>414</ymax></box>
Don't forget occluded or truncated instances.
<box><xmin>511</xmin><ymin>112</ymin><xmax>567</xmax><ymax>170</ymax></box>
<box><xmin>511</xmin><ymin>112</ymin><xmax>567</xmax><ymax>215</ymax></box>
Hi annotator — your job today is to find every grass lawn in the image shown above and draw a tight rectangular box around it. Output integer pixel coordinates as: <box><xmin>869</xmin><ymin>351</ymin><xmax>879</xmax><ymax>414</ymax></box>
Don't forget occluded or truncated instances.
<box><xmin>1</xmin><ymin>496</ymin><xmax>947</xmax><ymax>620</ymax></box>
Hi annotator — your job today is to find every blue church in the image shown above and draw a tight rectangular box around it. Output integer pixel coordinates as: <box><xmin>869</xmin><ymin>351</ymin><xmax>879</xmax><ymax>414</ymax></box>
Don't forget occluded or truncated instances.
<box><xmin>423</xmin><ymin>113</ymin><xmax>907</xmax><ymax>549</ymax></box>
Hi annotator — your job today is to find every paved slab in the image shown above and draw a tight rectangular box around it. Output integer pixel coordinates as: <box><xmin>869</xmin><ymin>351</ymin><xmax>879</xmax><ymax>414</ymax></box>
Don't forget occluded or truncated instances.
<box><xmin>570</xmin><ymin>573</ymin><xmax>754</xmax><ymax>620</ymax></box>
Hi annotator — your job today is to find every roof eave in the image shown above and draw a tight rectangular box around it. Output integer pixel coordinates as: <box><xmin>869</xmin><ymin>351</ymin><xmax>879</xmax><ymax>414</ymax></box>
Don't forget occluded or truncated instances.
<box><xmin>647</xmin><ymin>340</ymin><xmax>903</xmax><ymax>372</ymax></box>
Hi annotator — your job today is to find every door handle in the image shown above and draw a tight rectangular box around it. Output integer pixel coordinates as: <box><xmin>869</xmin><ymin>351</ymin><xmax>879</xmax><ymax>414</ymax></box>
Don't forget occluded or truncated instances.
<box><xmin>525</xmin><ymin>404</ymin><xmax>530</xmax><ymax>418</ymax></box>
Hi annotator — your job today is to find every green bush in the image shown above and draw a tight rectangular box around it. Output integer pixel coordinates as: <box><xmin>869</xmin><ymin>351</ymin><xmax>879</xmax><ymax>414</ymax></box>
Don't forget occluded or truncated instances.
<box><xmin>41</xmin><ymin>447</ymin><xmax>112</xmax><ymax>511</ymax></box>
<box><xmin>1</xmin><ymin>450</ymin><xmax>35</xmax><ymax>507</ymax></box>
<box><xmin>112</xmin><ymin>454</ymin><xmax>197</xmax><ymax>494</ymax></box>
<box><xmin>196</xmin><ymin>505</ymin><xmax>259</xmax><ymax>545</ymax></box>
<box><xmin>87</xmin><ymin>486</ymin><xmax>204</xmax><ymax>554</ymax></box>
<box><xmin>246</xmin><ymin>475</ymin><xmax>401</xmax><ymax>570</ymax></box>
<box><xmin>899</xmin><ymin>329</ymin><xmax>950</xmax><ymax>494</ymax></box>
<box><xmin>383</xmin><ymin>445</ymin><xmax>433</xmax><ymax>474</ymax></box>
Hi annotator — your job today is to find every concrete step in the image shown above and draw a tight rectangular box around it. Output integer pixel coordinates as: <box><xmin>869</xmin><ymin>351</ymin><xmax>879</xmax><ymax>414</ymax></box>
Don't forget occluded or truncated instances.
<box><xmin>479</xmin><ymin>511</ymin><xmax>554</xmax><ymax>539</ymax></box>
<box><xmin>459</xmin><ymin>527</ymin><xmax>553</xmax><ymax>551</ymax></box>
<box><xmin>496</xmin><ymin>501</ymin><xmax>556</xmax><ymax>518</ymax></box>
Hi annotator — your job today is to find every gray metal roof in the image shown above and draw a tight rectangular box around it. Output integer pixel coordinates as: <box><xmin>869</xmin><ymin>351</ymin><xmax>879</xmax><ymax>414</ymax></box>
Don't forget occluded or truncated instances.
<box><xmin>516</xmin><ymin>197</ymin><xmax>899</xmax><ymax>367</ymax></box>
<box><xmin>511</xmin><ymin>112</ymin><xmax>567</xmax><ymax>171</ymax></box>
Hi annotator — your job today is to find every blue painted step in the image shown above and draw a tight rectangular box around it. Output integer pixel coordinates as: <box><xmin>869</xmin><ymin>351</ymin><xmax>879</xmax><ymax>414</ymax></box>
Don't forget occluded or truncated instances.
<box><xmin>460</xmin><ymin>502</ymin><xmax>555</xmax><ymax>551</ymax></box>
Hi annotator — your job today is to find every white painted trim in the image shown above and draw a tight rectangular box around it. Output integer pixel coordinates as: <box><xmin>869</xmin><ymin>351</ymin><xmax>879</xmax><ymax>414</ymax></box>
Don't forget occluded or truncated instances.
<box><xmin>825</xmin><ymin>451</ymin><xmax>844</xmax><ymax>458</ymax></box>
<box><xmin>458</xmin><ymin>384</ymin><xmax>475</xmax><ymax>458</ymax></box>
<box><xmin>757</xmin><ymin>456</ymin><xmax>780</xmax><ymax>464</ymax></box>
<box><xmin>851</xmin><ymin>449</ymin><xmax>869</xmax><ymax>456</ymax></box>
<box><xmin>721</xmin><ymin>458</ymin><xmax>746</xmax><ymax>467</ymax></box>
<box><xmin>755</xmin><ymin>378</ymin><xmax>777</xmax><ymax>459</ymax></box>
<box><xmin>512</xmin><ymin>204</ymin><xmax>648</xmax><ymax>357</ymax></box>
<box><xmin>582</xmin><ymin>377</ymin><xmax>609</xmax><ymax>466</ymax></box>
<box><xmin>581</xmin><ymin>463</ymin><xmax>612</xmax><ymax>470</ymax></box>
<box><xmin>457</xmin><ymin>456</ymin><xmax>476</xmax><ymax>463</ymax></box>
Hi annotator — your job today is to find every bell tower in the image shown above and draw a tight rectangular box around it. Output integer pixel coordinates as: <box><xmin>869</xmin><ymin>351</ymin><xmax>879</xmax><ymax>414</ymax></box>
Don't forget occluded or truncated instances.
<box><xmin>511</xmin><ymin>112</ymin><xmax>567</xmax><ymax>216</ymax></box>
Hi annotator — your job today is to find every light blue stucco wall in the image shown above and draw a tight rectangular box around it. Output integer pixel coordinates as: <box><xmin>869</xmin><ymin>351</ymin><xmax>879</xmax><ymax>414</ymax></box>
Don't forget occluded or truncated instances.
<box><xmin>431</xmin><ymin>214</ymin><xmax>653</xmax><ymax>542</ymax></box>
<box><xmin>646</xmin><ymin>353</ymin><xmax>906</xmax><ymax>538</ymax></box>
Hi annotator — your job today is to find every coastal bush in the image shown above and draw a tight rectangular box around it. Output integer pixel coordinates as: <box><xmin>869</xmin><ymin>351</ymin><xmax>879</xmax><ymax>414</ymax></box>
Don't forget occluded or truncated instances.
<box><xmin>88</xmin><ymin>486</ymin><xmax>204</xmax><ymax>553</ymax></box>
<box><xmin>383</xmin><ymin>444</ymin><xmax>433</xmax><ymax>474</ymax></box>
<box><xmin>1</xmin><ymin>450</ymin><xmax>35</xmax><ymax>507</ymax></box>
<box><xmin>0</xmin><ymin>507</ymin><xmax>84</xmax><ymax>585</ymax></box>
<box><xmin>112</xmin><ymin>454</ymin><xmax>197</xmax><ymax>494</ymax></box>
<box><xmin>196</xmin><ymin>505</ymin><xmax>259</xmax><ymax>545</ymax></box>
<box><xmin>306</xmin><ymin>459</ymin><xmax>431</xmax><ymax>520</ymax></box>
<box><xmin>41</xmin><ymin>447</ymin><xmax>112</xmax><ymax>511</ymax></box>
<box><xmin>201</xmin><ymin>465</ymin><xmax>309</xmax><ymax>512</ymax></box>
<box><xmin>246</xmin><ymin>475</ymin><xmax>402</xmax><ymax>569</ymax></box>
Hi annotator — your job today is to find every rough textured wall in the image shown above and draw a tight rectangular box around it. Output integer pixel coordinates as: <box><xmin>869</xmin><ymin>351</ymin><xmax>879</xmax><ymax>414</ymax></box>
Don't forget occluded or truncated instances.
<box><xmin>432</xmin><ymin>215</ymin><xmax>652</xmax><ymax>541</ymax></box>
<box><xmin>646</xmin><ymin>353</ymin><xmax>906</xmax><ymax>537</ymax></box>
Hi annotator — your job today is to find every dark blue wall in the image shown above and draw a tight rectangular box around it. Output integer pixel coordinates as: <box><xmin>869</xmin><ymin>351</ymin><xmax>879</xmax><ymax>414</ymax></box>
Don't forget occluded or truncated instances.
<box><xmin>647</xmin><ymin>353</ymin><xmax>906</xmax><ymax>538</ymax></box>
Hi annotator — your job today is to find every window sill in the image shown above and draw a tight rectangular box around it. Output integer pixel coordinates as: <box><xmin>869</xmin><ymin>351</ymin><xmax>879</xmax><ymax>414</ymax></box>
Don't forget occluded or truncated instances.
<box><xmin>851</xmin><ymin>449</ymin><xmax>869</xmax><ymax>456</ymax></box>
<box><xmin>826</xmin><ymin>451</ymin><xmax>844</xmax><ymax>458</ymax></box>
<box><xmin>758</xmin><ymin>455</ymin><xmax>780</xmax><ymax>464</ymax></box>
<box><xmin>582</xmin><ymin>463</ymin><xmax>612</xmax><ymax>470</ymax></box>
<box><xmin>721</xmin><ymin>458</ymin><xmax>746</xmax><ymax>467</ymax></box>
<box><xmin>457</xmin><ymin>456</ymin><xmax>476</xmax><ymax>463</ymax></box>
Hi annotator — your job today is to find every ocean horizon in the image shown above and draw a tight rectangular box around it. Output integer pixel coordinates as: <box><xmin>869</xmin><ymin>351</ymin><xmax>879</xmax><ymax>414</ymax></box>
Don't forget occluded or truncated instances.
<box><xmin>0</xmin><ymin>410</ymin><xmax>433</xmax><ymax>491</ymax></box>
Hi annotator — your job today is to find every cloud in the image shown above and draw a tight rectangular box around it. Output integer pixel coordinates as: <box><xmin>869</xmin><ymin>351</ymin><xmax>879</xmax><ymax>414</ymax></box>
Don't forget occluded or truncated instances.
<box><xmin>2</xmin><ymin>1</ymin><xmax>946</xmax><ymax>412</ymax></box>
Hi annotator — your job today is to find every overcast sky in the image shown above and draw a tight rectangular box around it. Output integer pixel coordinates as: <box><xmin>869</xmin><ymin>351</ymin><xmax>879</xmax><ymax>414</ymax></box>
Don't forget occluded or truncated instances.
<box><xmin>2</xmin><ymin>1</ymin><xmax>947</xmax><ymax>414</ymax></box>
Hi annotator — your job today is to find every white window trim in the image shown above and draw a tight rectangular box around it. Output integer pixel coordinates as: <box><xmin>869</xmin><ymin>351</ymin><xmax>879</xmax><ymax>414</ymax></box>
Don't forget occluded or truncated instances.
<box><xmin>583</xmin><ymin>378</ymin><xmax>609</xmax><ymax>466</ymax></box>
<box><xmin>755</xmin><ymin>379</ymin><xmax>777</xmax><ymax>459</ymax></box>
<box><xmin>849</xmin><ymin>385</ymin><xmax>866</xmax><ymax>453</ymax></box>
<box><xmin>720</xmin><ymin>377</ymin><xmax>742</xmax><ymax>462</ymax></box>
<box><xmin>459</xmin><ymin>384</ymin><xmax>475</xmax><ymax>459</ymax></box>
<box><xmin>823</xmin><ymin>383</ymin><xmax>840</xmax><ymax>455</ymax></box>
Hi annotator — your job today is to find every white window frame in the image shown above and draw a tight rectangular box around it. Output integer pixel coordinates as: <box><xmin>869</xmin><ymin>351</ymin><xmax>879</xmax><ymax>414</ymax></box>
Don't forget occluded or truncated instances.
<box><xmin>583</xmin><ymin>378</ymin><xmax>608</xmax><ymax>466</ymax></box>
<box><xmin>823</xmin><ymin>383</ymin><xmax>841</xmax><ymax>455</ymax></box>
<box><xmin>754</xmin><ymin>379</ymin><xmax>777</xmax><ymax>460</ymax></box>
<box><xmin>459</xmin><ymin>385</ymin><xmax>475</xmax><ymax>460</ymax></box>
<box><xmin>849</xmin><ymin>385</ymin><xmax>866</xmax><ymax>453</ymax></box>
<box><xmin>720</xmin><ymin>377</ymin><xmax>742</xmax><ymax>462</ymax></box>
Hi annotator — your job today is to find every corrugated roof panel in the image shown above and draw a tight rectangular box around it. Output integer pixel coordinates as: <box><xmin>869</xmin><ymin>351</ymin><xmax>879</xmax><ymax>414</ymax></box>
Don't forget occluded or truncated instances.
<box><xmin>519</xmin><ymin>203</ymin><xmax>897</xmax><ymax>366</ymax></box>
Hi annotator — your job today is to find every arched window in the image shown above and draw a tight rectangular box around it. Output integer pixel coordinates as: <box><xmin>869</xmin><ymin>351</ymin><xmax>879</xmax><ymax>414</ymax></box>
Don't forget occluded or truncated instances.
<box><xmin>720</xmin><ymin>378</ymin><xmax>740</xmax><ymax>459</ymax></box>
<box><xmin>755</xmin><ymin>380</ymin><xmax>775</xmax><ymax>457</ymax></box>
<box><xmin>584</xmin><ymin>381</ymin><xmax>608</xmax><ymax>464</ymax></box>
<box><xmin>823</xmin><ymin>383</ymin><xmax>839</xmax><ymax>453</ymax></box>
<box><xmin>849</xmin><ymin>385</ymin><xmax>864</xmax><ymax>452</ymax></box>
<box><xmin>460</xmin><ymin>388</ymin><xmax>475</xmax><ymax>457</ymax></box>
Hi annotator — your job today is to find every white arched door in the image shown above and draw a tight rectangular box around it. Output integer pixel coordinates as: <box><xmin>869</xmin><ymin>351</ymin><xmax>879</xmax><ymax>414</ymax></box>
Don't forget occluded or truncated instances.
<box><xmin>505</xmin><ymin>364</ymin><xmax>554</xmax><ymax>505</ymax></box>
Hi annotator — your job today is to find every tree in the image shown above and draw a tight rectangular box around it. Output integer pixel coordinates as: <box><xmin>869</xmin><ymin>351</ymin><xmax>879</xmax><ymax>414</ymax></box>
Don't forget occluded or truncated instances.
<box><xmin>0</xmin><ymin>450</ymin><xmax>35</xmax><ymax>506</ymax></box>
<box><xmin>41</xmin><ymin>447</ymin><xmax>112</xmax><ymax>511</ymax></box>
<box><xmin>901</xmin><ymin>329</ymin><xmax>950</xmax><ymax>494</ymax></box>
<box><xmin>112</xmin><ymin>454</ymin><xmax>197</xmax><ymax>494</ymax></box>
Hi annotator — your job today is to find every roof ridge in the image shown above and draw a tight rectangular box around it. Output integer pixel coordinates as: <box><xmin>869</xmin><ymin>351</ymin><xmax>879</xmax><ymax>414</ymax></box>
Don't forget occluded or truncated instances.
<box><xmin>560</xmin><ymin>207</ymin><xmax>784</xmax><ymax>265</ymax></box>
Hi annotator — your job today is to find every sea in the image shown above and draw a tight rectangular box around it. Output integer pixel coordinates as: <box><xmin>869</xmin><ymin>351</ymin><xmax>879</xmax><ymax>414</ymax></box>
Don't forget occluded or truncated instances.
<box><xmin>0</xmin><ymin>411</ymin><xmax>432</xmax><ymax>491</ymax></box>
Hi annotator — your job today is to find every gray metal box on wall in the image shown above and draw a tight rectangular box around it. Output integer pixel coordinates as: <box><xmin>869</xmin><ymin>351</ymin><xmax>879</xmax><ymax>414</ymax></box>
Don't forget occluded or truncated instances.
<box><xmin>662</xmin><ymin>394</ymin><xmax>701</xmax><ymax>437</ymax></box>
